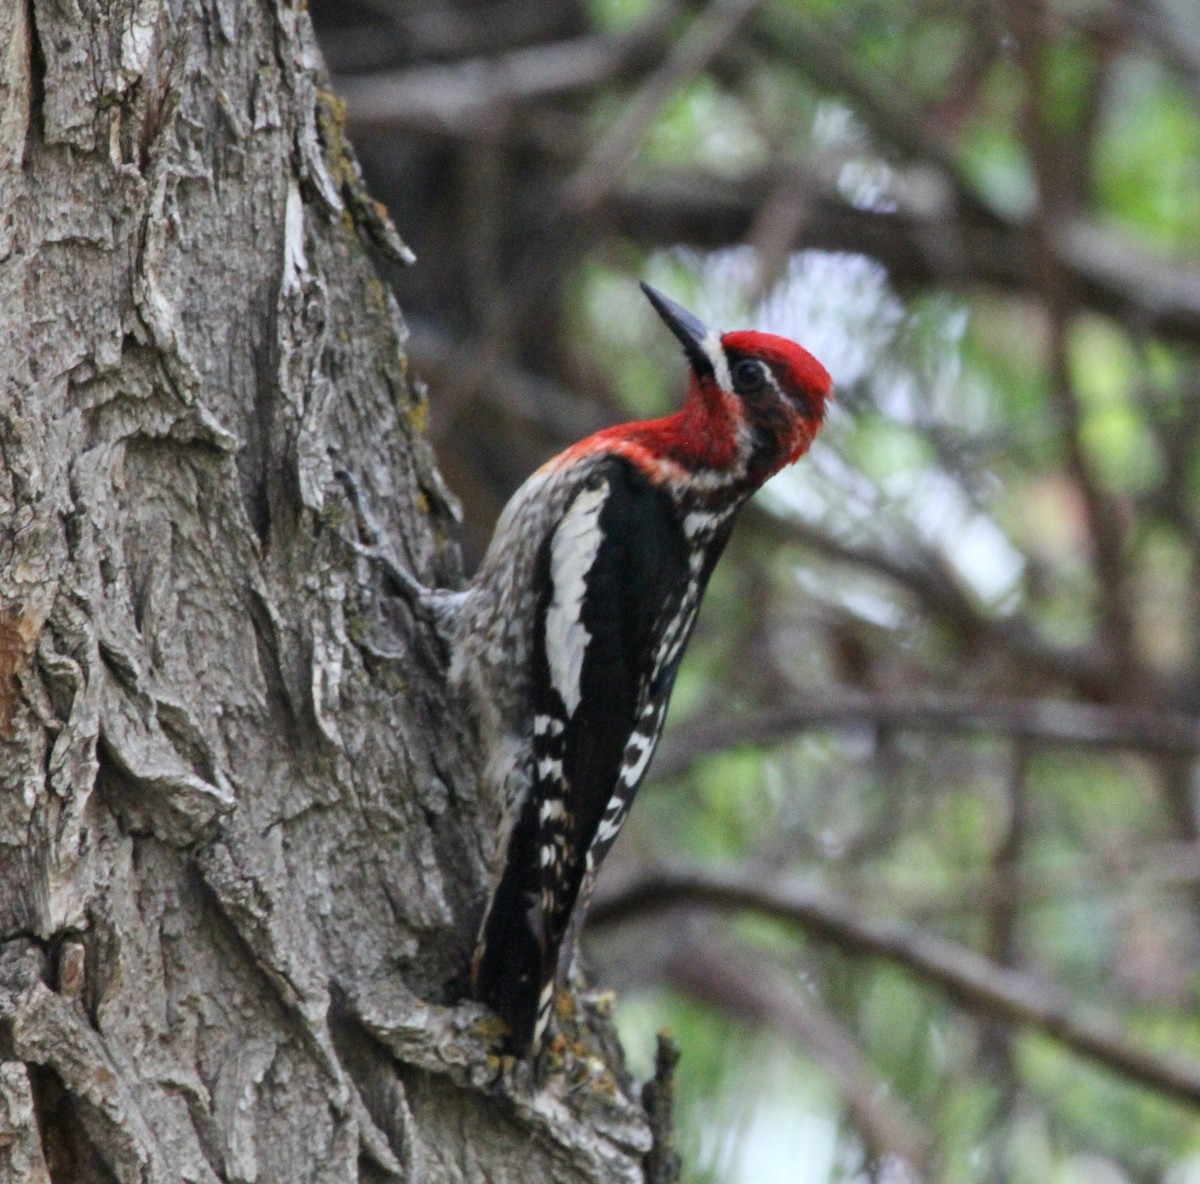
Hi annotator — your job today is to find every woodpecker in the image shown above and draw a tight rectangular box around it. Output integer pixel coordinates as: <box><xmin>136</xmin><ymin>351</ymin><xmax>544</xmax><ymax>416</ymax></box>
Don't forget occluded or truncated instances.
<box><xmin>434</xmin><ymin>283</ymin><xmax>834</xmax><ymax>1056</ymax></box>
<box><xmin>343</xmin><ymin>285</ymin><xmax>831</xmax><ymax>1054</ymax></box>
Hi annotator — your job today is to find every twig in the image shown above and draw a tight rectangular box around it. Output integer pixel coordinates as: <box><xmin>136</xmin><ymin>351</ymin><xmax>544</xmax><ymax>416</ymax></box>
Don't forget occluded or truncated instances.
<box><xmin>641</xmin><ymin>1033</ymin><xmax>683</xmax><ymax>1184</ymax></box>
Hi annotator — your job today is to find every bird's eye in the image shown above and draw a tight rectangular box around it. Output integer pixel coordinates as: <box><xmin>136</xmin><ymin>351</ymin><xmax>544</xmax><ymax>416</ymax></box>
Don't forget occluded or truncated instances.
<box><xmin>732</xmin><ymin>359</ymin><xmax>768</xmax><ymax>392</ymax></box>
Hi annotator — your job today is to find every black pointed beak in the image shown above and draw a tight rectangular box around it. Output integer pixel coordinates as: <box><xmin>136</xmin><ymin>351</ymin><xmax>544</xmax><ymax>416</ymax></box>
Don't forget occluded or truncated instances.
<box><xmin>640</xmin><ymin>282</ymin><xmax>714</xmax><ymax>378</ymax></box>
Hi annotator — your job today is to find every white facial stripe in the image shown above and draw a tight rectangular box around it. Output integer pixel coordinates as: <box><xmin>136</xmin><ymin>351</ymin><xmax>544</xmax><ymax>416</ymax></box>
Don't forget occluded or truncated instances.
<box><xmin>764</xmin><ymin>368</ymin><xmax>784</xmax><ymax>398</ymax></box>
<box><xmin>701</xmin><ymin>329</ymin><xmax>732</xmax><ymax>392</ymax></box>
<box><xmin>545</xmin><ymin>482</ymin><xmax>609</xmax><ymax>716</ymax></box>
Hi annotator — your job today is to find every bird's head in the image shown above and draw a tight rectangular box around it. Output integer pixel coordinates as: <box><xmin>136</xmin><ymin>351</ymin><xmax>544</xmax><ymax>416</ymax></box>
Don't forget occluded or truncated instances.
<box><xmin>544</xmin><ymin>283</ymin><xmax>831</xmax><ymax>491</ymax></box>
<box><xmin>640</xmin><ymin>282</ymin><xmax>832</xmax><ymax>480</ymax></box>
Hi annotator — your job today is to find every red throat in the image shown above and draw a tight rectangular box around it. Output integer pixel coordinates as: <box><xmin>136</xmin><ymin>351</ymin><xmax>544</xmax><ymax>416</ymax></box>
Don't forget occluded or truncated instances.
<box><xmin>639</xmin><ymin>373</ymin><xmax>745</xmax><ymax>468</ymax></box>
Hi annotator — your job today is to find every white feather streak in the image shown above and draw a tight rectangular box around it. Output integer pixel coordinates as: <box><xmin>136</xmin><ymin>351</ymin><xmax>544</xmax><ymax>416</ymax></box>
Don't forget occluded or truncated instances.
<box><xmin>545</xmin><ymin>482</ymin><xmax>608</xmax><ymax>716</ymax></box>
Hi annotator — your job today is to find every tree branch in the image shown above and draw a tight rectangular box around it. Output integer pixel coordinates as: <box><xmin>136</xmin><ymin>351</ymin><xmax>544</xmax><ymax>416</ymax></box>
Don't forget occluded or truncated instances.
<box><xmin>336</xmin><ymin>25</ymin><xmax>669</xmax><ymax>137</ymax></box>
<box><xmin>1013</xmin><ymin>0</ymin><xmax>1138</xmax><ymax>683</ymax></box>
<box><xmin>650</xmin><ymin>692</ymin><xmax>1200</xmax><ymax>780</ymax></box>
<box><xmin>590</xmin><ymin>865</ymin><xmax>1200</xmax><ymax>1109</ymax></box>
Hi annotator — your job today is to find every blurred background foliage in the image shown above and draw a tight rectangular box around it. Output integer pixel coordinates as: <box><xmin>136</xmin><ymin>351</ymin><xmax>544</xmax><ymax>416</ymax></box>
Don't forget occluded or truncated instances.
<box><xmin>310</xmin><ymin>0</ymin><xmax>1200</xmax><ymax>1178</ymax></box>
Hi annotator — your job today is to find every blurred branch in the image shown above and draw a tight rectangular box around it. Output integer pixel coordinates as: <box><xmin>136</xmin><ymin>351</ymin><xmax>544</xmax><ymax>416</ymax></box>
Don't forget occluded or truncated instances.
<box><xmin>1154</xmin><ymin>755</ymin><xmax>1200</xmax><ymax>889</ymax></box>
<box><xmin>667</xmin><ymin>932</ymin><xmax>932</xmax><ymax>1171</ymax></box>
<box><xmin>871</xmin><ymin>841</ymin><xmax>1200</xmax><ymax>922</ymax></box>
<box><xmin>1123</xmin><ymin>0</ymin><xmax>1200</xmax><ymax>99</ymax></box>
<box><xmin>754</xmin><ymin>510</ymin><xmax>995</xmax><ymax>627</ymax></box>
<box><xmin>337</xmin><ymin>24</ymin><xmax>669</xmax><ymax>136</ymax></box>
<box><xmin>564</xmin><ymin>0</ymin><xmax>764</xmax><ymax>210</ymax></box>
<box><xmin>608</xmin><ymin>176</ymin><xmax>1200</xmax><ymax>346</ymax></box>
<box><xmin>1140</xmin><ymin>359</ymin><xmax>1200</xmax><ymax>549</ymax></box>
<box><xmin>1056</xmin><ymin>218</ymin><xmax>1200</xmax><ymax>342</ymax></box>
<box><xmin>1014</xmin><ymin>0</ymin><xmax>1138</xmax><ymax>682</ymax></box>
<box><xmin>344</xmin><ymin>103</ymin><xmax>1200</xmax><ymax>348</ymax></box>
<box><xmin>590</xmin><ymin>865</ymin><xmax>1200</xmax><ymax>1109</ymax></box>
<box><xmin>409</xmin><ymin>320</ymin><xmax>610</xmax><ymax>444</ymax></box>
<box><xmin>984</xmin><ymin>743</ymin><xmax>1029</xmax><ymax>968</ymax></box>
<box><xmin>743</xmin><ymin>507</ymin><xmax>1117</xmax><ymax>694</ymax></box>
<box><xmin>750</xmin><ymin>7</ymin><xmax>996</xmax><ymax>223</ymax></box>
<box><xmin>651</xmin><ymin>692</ymin><xmax>1200</xmax><ymax>780</ymax></box>
<box><xmin>319</xmin><ymin>0</ymin><xmax>574</xmax><ymax>73</ymax></box>
<box><xmin>1148</xmin><ymin>755</ymin><xmax>1200</xmax><ymax>964</ymax></box>
<box><xmin>745</xmin><ymin>164</ymin><xmax>818</xmax><ymax>298</ymax></box>
<box><xmin>975</xmin><ymin>741</ymin><xmax>1030</xmax><ymax>1169</ymax></box>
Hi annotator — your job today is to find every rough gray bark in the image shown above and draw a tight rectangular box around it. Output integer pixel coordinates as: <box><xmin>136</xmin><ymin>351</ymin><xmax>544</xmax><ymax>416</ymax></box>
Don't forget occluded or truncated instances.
<box><xmin>0</xmin><ymin>1</ymin><xmax>654</xmax><ymax>1180</ymax></box>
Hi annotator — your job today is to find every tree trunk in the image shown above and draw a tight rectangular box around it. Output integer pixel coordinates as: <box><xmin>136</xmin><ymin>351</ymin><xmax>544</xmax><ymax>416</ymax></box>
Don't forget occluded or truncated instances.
<box><xmin>0</xmin><ymin>2</ymin><xmax>655</xmax><ymax>1180</ymax></box>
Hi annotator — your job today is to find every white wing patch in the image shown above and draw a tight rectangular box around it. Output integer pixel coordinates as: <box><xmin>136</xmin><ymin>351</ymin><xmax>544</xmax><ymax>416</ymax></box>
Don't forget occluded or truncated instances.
<box><xmin>545</xmin><ymin>482</ymin><xmax>609</xmax><ymax>716</ymax></box>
